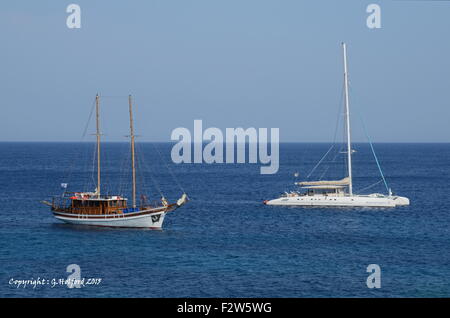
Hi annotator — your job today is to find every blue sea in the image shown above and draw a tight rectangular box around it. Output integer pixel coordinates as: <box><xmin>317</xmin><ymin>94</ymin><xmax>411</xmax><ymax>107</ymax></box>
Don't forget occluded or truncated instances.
<box><xmin>1</xmin><ymin>142</ymin><xmax>449</xmax><ymax>297</ymax></box>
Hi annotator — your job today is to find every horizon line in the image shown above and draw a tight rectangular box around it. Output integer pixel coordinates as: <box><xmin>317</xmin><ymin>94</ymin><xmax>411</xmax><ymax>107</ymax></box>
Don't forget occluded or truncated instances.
<box><xmin>0</xmin><ymin>141</ymin><xmax>449</xmax><ymax>144</ymax></box>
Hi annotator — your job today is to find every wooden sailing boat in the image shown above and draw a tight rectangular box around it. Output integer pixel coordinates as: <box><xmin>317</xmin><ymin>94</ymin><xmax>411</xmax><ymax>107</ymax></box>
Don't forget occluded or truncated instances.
<box><xmin>264</xmin><ymin>43</ymin><xmax>409</xmax><ymax>207</ymax></box>
<box><xmin>43</xmin><ymin>94</ymin><xmax>188</xmax><ymax>228</ymax></box>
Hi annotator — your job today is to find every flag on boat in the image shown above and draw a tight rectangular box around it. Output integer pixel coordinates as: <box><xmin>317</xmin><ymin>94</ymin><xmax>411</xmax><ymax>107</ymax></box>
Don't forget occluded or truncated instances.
<box><xmin>61</xmin><ymin>183</ymin><xmax>68</xmax><ymax>189</ymax></box>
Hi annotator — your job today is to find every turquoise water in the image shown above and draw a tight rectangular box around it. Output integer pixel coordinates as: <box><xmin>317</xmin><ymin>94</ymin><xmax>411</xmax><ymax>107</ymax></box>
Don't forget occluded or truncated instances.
<box><xmin>1</xmin><ymin>142</ymin><xmax>449</xmax><ymax>297</ymax></box>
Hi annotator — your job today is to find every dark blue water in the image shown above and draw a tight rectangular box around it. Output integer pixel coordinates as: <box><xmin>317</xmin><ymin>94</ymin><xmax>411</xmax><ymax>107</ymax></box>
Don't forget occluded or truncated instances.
<box><xmin>1</xmin><ymin>142</ymin><xmax>449</xmax><ymax>297</ymax></box>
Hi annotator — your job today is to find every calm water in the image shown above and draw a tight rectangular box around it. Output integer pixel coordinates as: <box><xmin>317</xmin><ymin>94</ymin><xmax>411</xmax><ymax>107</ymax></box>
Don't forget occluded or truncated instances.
<box><xmin>1</xmin><ymin>142</ymin><xmax>449</xmax><ymax>297</ymax></box>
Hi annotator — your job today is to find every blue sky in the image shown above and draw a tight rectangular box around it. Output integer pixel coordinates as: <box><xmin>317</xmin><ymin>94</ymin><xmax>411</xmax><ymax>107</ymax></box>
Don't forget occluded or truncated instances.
<box><xmin>1</xmin><ymin>0</ymin><xmax>449</xmax><ymax>142</ymax></box>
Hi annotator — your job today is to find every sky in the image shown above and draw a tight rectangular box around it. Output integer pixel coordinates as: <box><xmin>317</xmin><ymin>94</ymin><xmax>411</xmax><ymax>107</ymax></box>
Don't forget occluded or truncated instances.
<box><xmin>1</xmin><ymin>0</ymin><xmax>449</xmax><ymax>142</ymax></box>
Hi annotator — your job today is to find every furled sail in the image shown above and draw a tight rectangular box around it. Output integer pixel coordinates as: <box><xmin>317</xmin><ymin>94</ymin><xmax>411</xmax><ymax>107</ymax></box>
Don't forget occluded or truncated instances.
<box><xmin>296</xmin><ymin>177</ymin><xmax>350</xmax><ymax>187</ymax></box>
<box><xmin>177</xmin><ymin>193</ymin><xmax>188</xmax><ymax>206</ymax></box>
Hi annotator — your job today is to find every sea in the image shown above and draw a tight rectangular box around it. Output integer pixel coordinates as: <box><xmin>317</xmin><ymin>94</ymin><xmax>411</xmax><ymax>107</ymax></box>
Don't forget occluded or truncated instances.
<box><xmin>0</xmin><ymin>142</ymin><xmax>449</xmax><ymax>297</ymax></box>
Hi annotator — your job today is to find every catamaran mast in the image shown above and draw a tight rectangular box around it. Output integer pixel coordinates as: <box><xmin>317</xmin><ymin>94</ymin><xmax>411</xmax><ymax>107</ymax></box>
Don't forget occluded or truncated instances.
<box><xmin>95</xmin><ymin>94</ymin><xmax>101</xmax><ymax>197</ymax></box>
<box><xmin>342</xmin><ymin>43</ymin><xmax>353</xmax><ymax>195</ymax></box>
<box><xmin>128</xmin><ymin>95</ymin><xmax>137</xmax><ymax>208</ymax></box>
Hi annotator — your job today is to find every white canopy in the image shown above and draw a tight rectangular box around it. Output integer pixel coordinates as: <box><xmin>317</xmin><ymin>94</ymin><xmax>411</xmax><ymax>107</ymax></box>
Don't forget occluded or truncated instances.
<box><xmin>296</xmin><ymin>177</ymin><xmax>350</xmax><ymax>187</ymax></box>
<box><xmin>301</xmin><ymin>185</ymin><xmax>347</xmax><ymax>189</ymax></box>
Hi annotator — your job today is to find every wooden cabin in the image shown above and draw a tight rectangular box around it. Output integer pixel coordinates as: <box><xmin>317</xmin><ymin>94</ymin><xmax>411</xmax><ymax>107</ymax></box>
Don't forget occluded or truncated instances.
<box><xmin>70</xmin><ymin>198</ymin><xmax>128</xmax><ymax>215</ymax></box>
<box><xmin>53</xmin><ymin>194</ymin><xmax>129</xmax><ymax>215</ymax></box>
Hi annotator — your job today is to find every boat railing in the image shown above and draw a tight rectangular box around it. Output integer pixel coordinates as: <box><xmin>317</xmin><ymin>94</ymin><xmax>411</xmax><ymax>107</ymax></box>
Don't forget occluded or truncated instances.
<box><xmin>122</xmin><ymin>207</ymin><xmax>140</xmax><ymax>214</ymax></box>
<box><xmin>51</xmin><ymin>196</ymin><xmax>72</xmax><ymax>210</ymax></box>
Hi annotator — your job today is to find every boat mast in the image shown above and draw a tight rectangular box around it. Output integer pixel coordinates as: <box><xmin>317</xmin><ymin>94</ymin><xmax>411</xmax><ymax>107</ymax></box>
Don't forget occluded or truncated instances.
<box><xmin>95</xmin><ymin>94</ymin><xmax>101</xmax><ymax>197</ymax></box>
<box><xmin>342</xmin><ymin>43</ymin><xmax>353</xmax><ymax>195</ymax></box>
<box><xmin>128</xmin><ymin>95</ymin><xmax>137</xmax><ymax>208</ymax></box>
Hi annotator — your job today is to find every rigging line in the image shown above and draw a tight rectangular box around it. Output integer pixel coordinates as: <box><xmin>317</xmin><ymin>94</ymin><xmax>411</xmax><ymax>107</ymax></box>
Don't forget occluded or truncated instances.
<box><xmin>63</xmin><ymin>98</ymin><xmax>96</xmax><ymax>193</ymax></box>
<box><xmin>102</xmin><ymin>143</ymin><xmax>112</xmax><ymax>195</ymax></box>
<box><xmin>152</xmin><ymin>142</ymin><xmax>187</xmax><ymax>195</ymax></box>
<box><xmin>356</xmin><ymin>180</ymin><xmax>383</xmax><ymax>194</ymax></box>
<box><xmin>139</xmin><ymin>145</ymin><xmax>164</xmax><ymax>198</ymax></box>
<box><xmin>359</xmin><ymin>114</ymin><xmax>390</xmax><ymax>193</ymax></box>
<box><xmin>305</xmin><ymin>82</ymin><xmax>345</xmax><ymax>180</ymax></box>
<box><xmin>317</xmin><ymin>84</ymin><xmax>346</xmax><ymax>180</ymax></box>
<box><xmin>136</xmin><ymin>143</ymin><xmax>159</xmax><ymax>203</ymax></box>
<box><xmin>134</xmin><ymin>142</ymin><xmax>146</xmax><ymax>197</ymax></box>
<box><xmin>136</xmin><ymin>142</ymin><xmax>164</xmax><ymax>198</ymax></box>
<box><xmin>323</xmin><ymin>148</ymin><xmax>343</xmax><ymax>183</ymax></box>
<box><xmin>123</xmin><ymin>144</ymin><xmax>132</xmax><ymax>193</ymax></box>
<box><xmin>123</xmin><ymin>143</ymin><xmax>132</xmax><ymax>195</ymax></box>
<box><xmin>348</xmin><ymin>84</ymin><xmax>390</xmax><ymax>193</ymax></box>
<box><xmin>118</xmin><ymin>141</ymin><xmax>130</xmax><ymax>196</ymax></box>
<box><xmin>82</xmin><ymin>99</ymin><xmax>96</xmax><ymax>139</ymax></box>
<box><xmin>319</xmin><ymin>147</ymin><xmax>341</xmax><ymax>180</ymax></box>
<box><xmin>83</xmin><ymin>142</ymin><xmax>94</xmax><ymax>193</ymax></box>
<box><xmin>307</xmin><ymin>144</ymin><xmax>334</xmax><ymax>179</ymax></box>
<box><xmin>331</xmin><ymin>82</ymin><xmax>346</xmax><ymax>144</ymax></box>
<box><xmin>81</xmin><ymin>142</ymin><xmax>90</xmax><ymax>193</ymax></box>
<box><xmin>90</xmin><ymin>140</ymin><xmax>97</xmax><ymax>191</ymax></box>
<box><xmin>136</xmin><ymin>146</ymin><xmax>146</xmax><ymax>199</ymax></box>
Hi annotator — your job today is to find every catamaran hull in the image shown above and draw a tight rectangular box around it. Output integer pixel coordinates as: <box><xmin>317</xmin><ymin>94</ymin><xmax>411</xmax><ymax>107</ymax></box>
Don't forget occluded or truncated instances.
<box><xmin>264</xmin><ymin>195</ymin><xmax>409</xmax><ymax>207</ymax></box>
<box><xmin>52</xmin><ymin>210</ymin><xmax>168</xmax><ymax>229</ymax></box>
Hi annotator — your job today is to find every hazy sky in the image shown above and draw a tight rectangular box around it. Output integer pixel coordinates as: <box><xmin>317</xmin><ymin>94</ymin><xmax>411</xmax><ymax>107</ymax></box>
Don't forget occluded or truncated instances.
<box><xmin>1</xmin><ymin>0</ymin><xmax>449</xmax><ymax>142</ymax></box>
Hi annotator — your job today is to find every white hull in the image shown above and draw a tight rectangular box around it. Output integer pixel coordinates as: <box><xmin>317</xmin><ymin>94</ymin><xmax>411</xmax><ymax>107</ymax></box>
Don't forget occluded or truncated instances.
<box><xmin>265</xmin><ymin>194</ymin><xmax>409</xmax><ymax>207</ymax></box>
<box><xmin>263</xmin><ymin>44</ymin><xmax>410</xmax><ymax>209</ymax></box>
<box><xmin>53</xmin><ymin>210</ymin><xmax>167</xmax><ymax>229</ymax></box>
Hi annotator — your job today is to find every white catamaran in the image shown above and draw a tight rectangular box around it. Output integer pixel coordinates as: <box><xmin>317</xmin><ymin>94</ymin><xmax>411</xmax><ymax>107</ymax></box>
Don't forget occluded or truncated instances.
<box><xmin>264</xmin><ymin>43</ymin><xmax>409</xmax><ymax>208</ymax></box>
<box><xmin>43</xmin><ymin>95</ymin><xmax>188</xmax><ymax>228</ymax></box>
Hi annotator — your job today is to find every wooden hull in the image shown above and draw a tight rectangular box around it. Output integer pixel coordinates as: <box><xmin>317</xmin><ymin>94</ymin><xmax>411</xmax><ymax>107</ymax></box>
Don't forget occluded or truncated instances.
<box><xmin>52</xmin><ymin>207</ymin><xmax>174</xmax><ymax>229</ymax></box>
